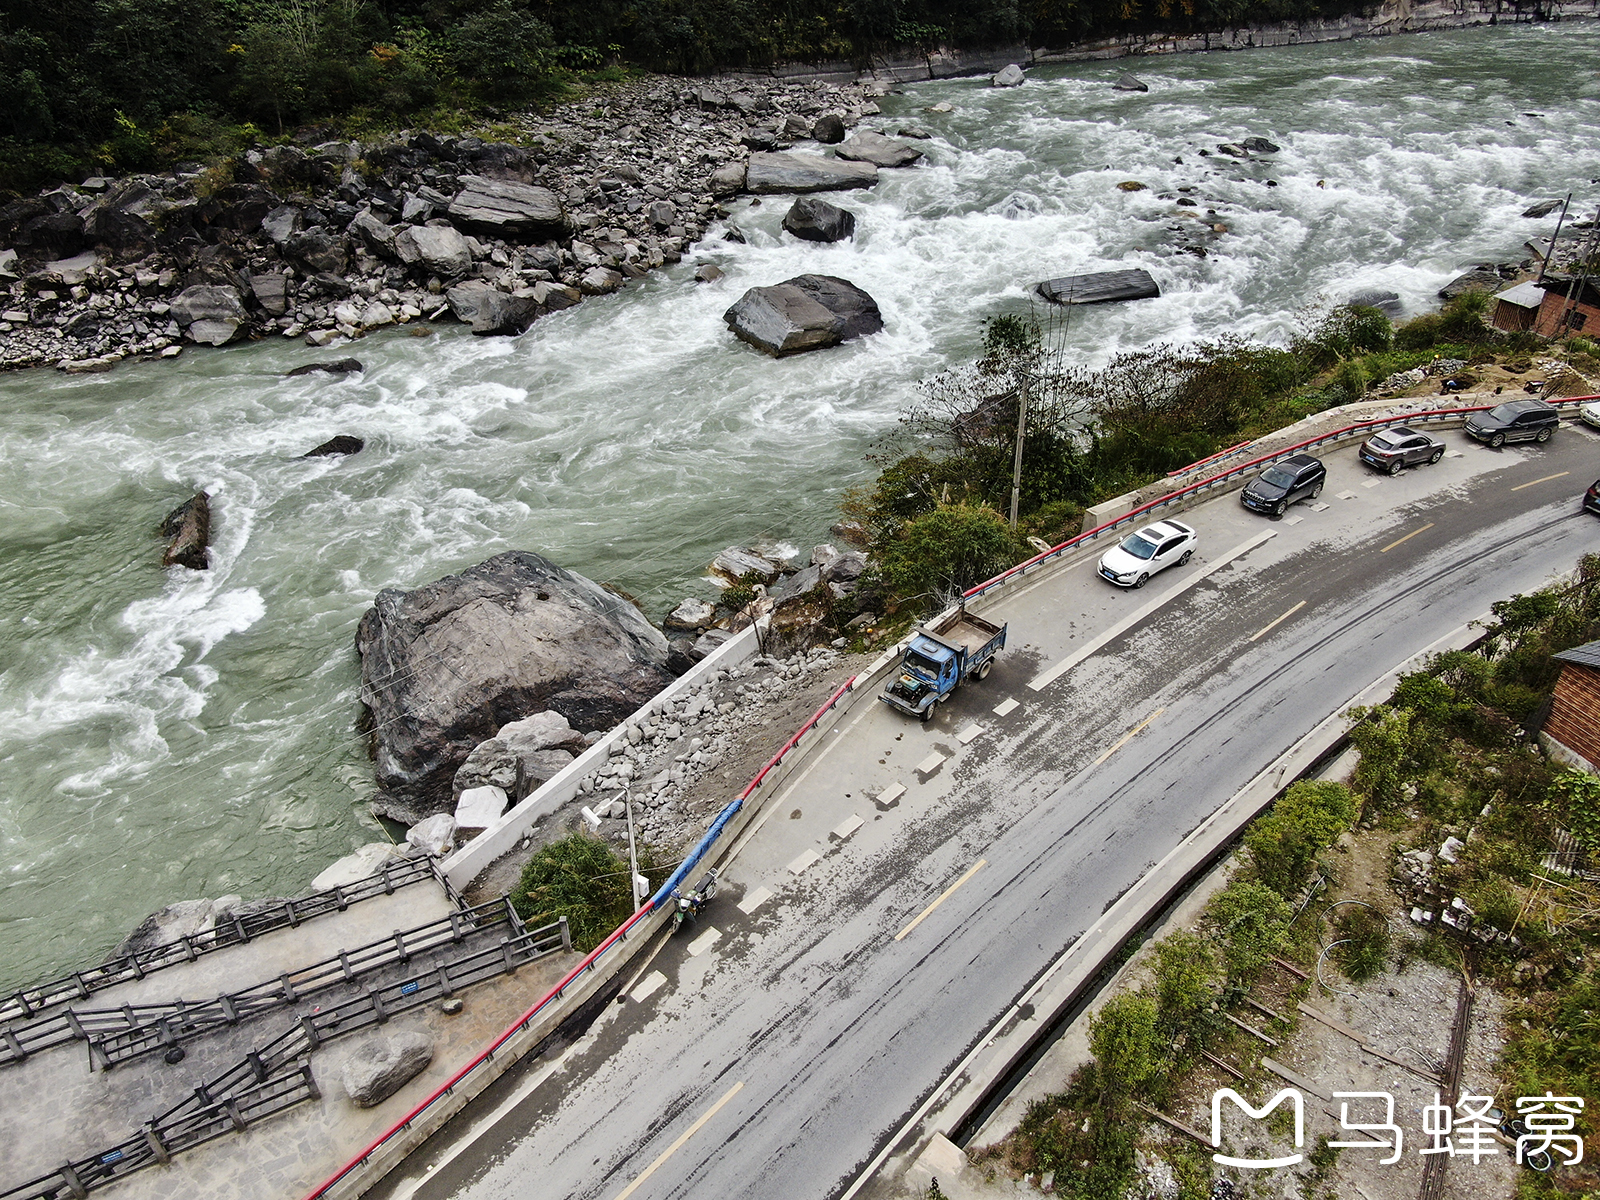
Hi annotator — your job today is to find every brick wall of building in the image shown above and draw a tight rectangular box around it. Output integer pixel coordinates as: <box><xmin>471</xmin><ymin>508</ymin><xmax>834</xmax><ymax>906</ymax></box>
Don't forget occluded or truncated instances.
<box><xmin>1546</xmin><ymin>661</ymin><xmax>1600</xmax><ymax>769</ymax></box>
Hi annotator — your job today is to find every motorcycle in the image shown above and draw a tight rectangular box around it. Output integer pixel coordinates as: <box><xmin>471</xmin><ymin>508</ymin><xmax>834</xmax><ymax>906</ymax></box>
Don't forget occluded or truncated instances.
<box><xmin>671</xmin><ymin>868</ymin><xmax>718</xmax><ymax>932</ymax></box>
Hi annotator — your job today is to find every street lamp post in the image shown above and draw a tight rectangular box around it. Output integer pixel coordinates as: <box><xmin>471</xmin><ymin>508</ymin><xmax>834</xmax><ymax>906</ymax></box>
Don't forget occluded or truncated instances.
<box><xmin>1008</xmin><ymin>373</ymin><xmax>1029</xmax><ymax>529</ymax></box>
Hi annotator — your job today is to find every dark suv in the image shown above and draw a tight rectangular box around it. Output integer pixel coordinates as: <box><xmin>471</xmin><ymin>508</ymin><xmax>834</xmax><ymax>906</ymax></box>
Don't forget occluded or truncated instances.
<box><xmin>1464</xmin><ymin>398</ymin><xmax>1559</xmax><ymax>448</ymax></box>
<box><xmin>1241</xmin><ymin>454</ymin><xmax>1327</xmax><ymax>516</ymax></box>
<box><xmin>1359</xmin><ymin>426</ymin><xmax>1444</xmax><ymax>474</ymax></box>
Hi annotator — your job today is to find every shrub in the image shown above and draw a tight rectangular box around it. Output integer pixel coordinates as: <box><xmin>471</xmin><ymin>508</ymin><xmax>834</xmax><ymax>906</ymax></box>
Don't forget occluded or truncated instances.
<box><xmin>1245</xmin><ymin>780</ymin><xmax>1357</xmax><ymax>896</ymax></box>
<box><xmin>1152</xmin><ymin>930</ymin><xmax>1219</xmax><ymax>1033</ymax></box>
<box><xmin>1345</xmin><ymin>704</ymin><xmax>1421</xmax><ymax>809</ymax></box>
<box><xmin>877</xmin><ymin>503</ymin><xmax>1020</xmax><ymax>600</ymax></box>
<box><xmin>1547</xmin><ymin>770</ymin><xmax>1600</xmax><ymax>857</ymax></box>
<box><xmin>1330</xmin><ymin>905</ymin><xmax>1391</xmax><ymax>982</ymax></box>
<box><xmin>1204</xmin><ymin>879</ymin><xmax>1294</xmax><ymax>982</ymax></box>
<box><xmin>1088</xmin><ymin>992</ymin><xmax>1162</xmax><ymax>1100</ymax></box>
<box><xmin>510</xmin><ymin>833</ymin><xmax>632</xmax><ymax>951</ymax></box>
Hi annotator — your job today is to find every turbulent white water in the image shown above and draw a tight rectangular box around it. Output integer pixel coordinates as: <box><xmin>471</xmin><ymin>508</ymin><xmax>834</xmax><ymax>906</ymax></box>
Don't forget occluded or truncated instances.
<box><xmin>3</xmin><ymin>22</ymin><xmax>1599</xmax><ymax>990</ymax></box>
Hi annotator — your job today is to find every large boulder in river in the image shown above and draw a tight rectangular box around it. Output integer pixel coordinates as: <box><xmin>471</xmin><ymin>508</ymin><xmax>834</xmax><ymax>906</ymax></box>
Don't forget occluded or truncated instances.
<box><xmin>723</xmin><ymin>274</ymin><xmax>883</xmax><ymax>356</ymax></box>
<box><xmin>356</xmin><ymin>551</ymin><xmax>673</xmax><ymax>816</ymax></box>
<box><xmin>812</xmin><ymin>114</ymin><xmax>847</xmax><ymax>144</ymax></box>
<box><xmin>782</xmin><ymin>196</ymin><xmax>856</xmax><ymax>242</ymax></box>
<box><xmin>169</xmin><ymin>285</ymin><xmax>248</xmax><ymax>345</ymax></box>
<box><xmin>446</xmin><ymin>176</ymin><xmax>567</xmax><ymax>239</ymax></box>
<box><xmin>992</xmin><ymin>64</ymin><xmax>1026</xmax><ymax>87</ymax></box>
<box><xmin>1114</xmin><ymin>72</ymin><xmax>1149</xmax><ymax>92</ymax></box>
<box><xmin>160</xmin><ymin>493</ymin><xmax>211</xmax><ymax>569</ymax></box>
<box><xmin>445</xmin><ymin>281</ymin><xmax>540</xmax><ymax>335</ymax></box>
<box><xmin>744</xmin><ymin>153</ymin><xmax>878</xmax><ymax>195</ymax></box>
<box><xmin>1035</xmin><ymin>268</ymin><xmax>1160</xmax><ymax>306</ymax></box>
<box><xmin>834</xmin><ymin>132</ymin><xmax>922</xmax><ymax>169</ymax></box>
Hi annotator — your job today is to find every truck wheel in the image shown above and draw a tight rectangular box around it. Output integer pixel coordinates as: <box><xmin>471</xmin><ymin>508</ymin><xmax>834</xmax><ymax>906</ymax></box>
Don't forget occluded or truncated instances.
<box><xmin>920</xmin><ymin>706</ymin><xmax>932</xmax><ymax>723</ymax></box>
<box><xmin>977</xmin><ymin>660</ymin><xmax>993</xmax><ymax>681</ymax></box>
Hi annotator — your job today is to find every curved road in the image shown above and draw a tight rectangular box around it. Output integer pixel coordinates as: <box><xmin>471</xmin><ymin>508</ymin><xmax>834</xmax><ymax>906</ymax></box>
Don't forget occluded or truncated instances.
<box><xmin>368</xmin><ymin>429</ymin><xmax>1599</xmax><ymax>1200</ymax></box>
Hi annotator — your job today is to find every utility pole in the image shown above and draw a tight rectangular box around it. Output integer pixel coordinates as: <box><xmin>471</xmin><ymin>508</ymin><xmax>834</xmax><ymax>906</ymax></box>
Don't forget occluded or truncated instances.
<box><xmin>624</xmin><ymin>788</ymin><xmax>645</xmax><ymax>910</ymax></box>
<box><xmin>1008</xmin><ymin>374</ymin><xmax>1028</xmax><ymax>529</ymax></box>
<box><xmin>1537</xmin><ymin>193</ymin><xmax>1572</xmax><ymax>284</ymax></box>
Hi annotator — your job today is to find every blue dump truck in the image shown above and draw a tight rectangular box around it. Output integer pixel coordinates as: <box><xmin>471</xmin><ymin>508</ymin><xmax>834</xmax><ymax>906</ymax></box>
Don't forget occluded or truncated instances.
<box><xmin>879</xmin><ymin>608</ymin><xmax>1007</xmax><ymax>722</ymax></box>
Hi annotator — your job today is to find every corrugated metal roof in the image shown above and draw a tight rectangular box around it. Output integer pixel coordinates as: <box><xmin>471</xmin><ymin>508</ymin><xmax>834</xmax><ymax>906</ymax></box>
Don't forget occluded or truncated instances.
<box><xmin>1494</xmin><ymin>281</ymin><xmax>1546</xmax><ymax>309</ymax></box>
<box><xmin>1554</xmin><ymin>639</ymin><xmax>1600</xmax><ymax>669</ymax></box>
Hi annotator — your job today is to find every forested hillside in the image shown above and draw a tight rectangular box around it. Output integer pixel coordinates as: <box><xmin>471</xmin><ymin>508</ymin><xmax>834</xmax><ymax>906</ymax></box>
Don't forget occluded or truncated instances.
<box><xmin>0</xmin><ymin>0</ymin><xmax>1367</xmax><ymax>190</ymax></box>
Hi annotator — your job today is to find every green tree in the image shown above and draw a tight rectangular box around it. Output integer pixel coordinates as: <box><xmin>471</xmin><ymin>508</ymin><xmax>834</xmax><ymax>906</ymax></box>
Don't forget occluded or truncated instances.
<box><xmin>510</xmin><ymin>832</ymin><xmax>633</xmax><ymax>951</ymax></box>
<box><xmin>450</xmin><ymin>0</ymin><xmax>557</xmax><ymax>106</ymax></box>
<box><xmin>1244</xmin><ymin>780</ymin><xmax>1356</xmax><ymax>897</ymax></box>
<box><xmin>877</xmin><ymin>502</ymin><xmax>1019</xmax><ymax>600</ymax></box>
<box><xmin>1204</xmin><ymin>879</ymin><xmax>1293</xmax><ymax>982</ymax></box>
<box><xmin>1345</xmin><ymin>703</ymin><xmax>1420</xmax><ymax>810</ymax></box>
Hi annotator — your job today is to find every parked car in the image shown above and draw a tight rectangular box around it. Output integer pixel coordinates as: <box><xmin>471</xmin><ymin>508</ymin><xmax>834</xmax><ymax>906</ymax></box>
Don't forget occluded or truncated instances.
<box><xmin>1241</xmin><ymin>454</ymin><xmax>1326</xmax><ymax>516</ymax></box>
<box><xmin>1097</xmin><ymin>519</ymin><xmax>1197</xmax><ymax>588</ymax></box>
<box><xmin>1463</xmin><ymin>398</ymin><xmax>1559</xmax><ymax>447</ymax></box>
<box><xmin>1359</xmin><ymin>426</ymin><xmax>1445</xmax><ymax>474</ymax></box>
<box><xmin>1586</xmin><ymin>479</ymin><xmax>1600</xmax><ymax>516</ymax></box>
<box><xmin>1581</xmin><ymin>399</ymin><xmax>1600</xmax><ymax>430</ymax></box>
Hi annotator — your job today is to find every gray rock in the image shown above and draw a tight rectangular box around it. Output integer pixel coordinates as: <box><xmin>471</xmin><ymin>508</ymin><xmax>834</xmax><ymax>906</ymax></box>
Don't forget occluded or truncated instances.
<box><xmin>723</xmin><ymin>273</ymin><xmax>884</xmax><ymax>356</ymax></box>
<box><xmin>250</xmin><ymin>273</ymin><xmax>290</xmax><ymax>316</ymax></box>
<box><xmin>992</xmin><ymin>64</ymin><xmax>1026</xmax><ymax>87</ymax></box>
<box><xmin>769</xmin><ymin>564</ymin><xmax>822</xmax><ymax>603</ymax></box>
<box><xmin>709</xmin><ymin>162</ymin><xmax>748</xmax><ymax>197</ymax></box>
<box><xmin>1035</xmin><ymin>268</ymin><xmax>1160</xmax><ymax>306</ymax></box>
<box><xmin>1523</xmin><ymin>199</ymin><xmax>1562</xmax><ymax>219</ymax></box>
<box><xmin>406</xmin><ymin>813</ymin><xmax>456</xmax><ymax>856</ymax></box>
<box><xmin>665</xmin><ymin>598</ymin><xmax>717</xmax><ymax>630</ymax></box>
<box><xmin>454</xmin><ymin>784</ymin><xmax>508</xmax><ymax>832</ymax></box>
<box><xmin>287</xmin><ymin>358</ymin><xmax>364</xmax><ymax>378</ymax></box>
<box><xmin>349</xmin><ymin>209</ymin><xmax>397</xmax><ymax>258</ymax></box>
<box><xmin>744</xmin><ymin>153</ymin><xmax>878</xmax><ymax>195</ymax></box>
<box><xmin>692</xmin><ymin>628</ymin><xmax>735</xmax><ymax>659</ymax></box>
<box><xmin>1216</xmin><ymin>143</ymin><xmax>1249</xmax><ymax>158</ymax></box>
<box><xmin>822</xmin><ymin>550</ymin><xmax>867</xmax><ymax>582</ymax></box>
<box><xmin>446</xmin><ymin>176</ymin><xmax>566</xmax><ymax>239</ymax></box>
<box><xmin>453</xmin><ymin>710</ymin><xmax>586</xmax><ymax>799</ymax></box>
<box><xmin>1346</xmin><ymin>289</ymin><xmax>1403</xmax><ymax>319</ymax></box>
<box><xmin>284</xmin><ymin>230</ymin><xmax>349</xmax><ymax>275</ymax></box>
<box><xmin>301</xmin><ymin>435</ymin><xmax>364</xmax><ymax>458</ymax></box>
<box><xmin>711</xmin><ymin>548</ymin><xmax>783</xmax><ymax>584</ymax></box>
<box><xmin>812</xmin><ymin>114</ymin><xmax>847</xmax><ymax>144</ymax></box>
<box><xmin>695</xmin><ymin>263</ymin><xmax>724</xmax><ymax>283</ymax></box>
<box><xmin>356</xmin><ymin>550</ymin><xmax>673</xmax><ymax>813</ymax></box>
<box><xmin>1114</xmin><ymin>72</ymin><xmax>1149</xmax><ymax>91</ymax></box>
<box><xmin>1241</xmin><ymin>136</ymin><xmax>1280</xmax><ymax>154</ymax></box>
<box><xmin>648</xmin><ymin>200</ymin><xmax>677</xmax><ymax>229</ymax></box>
<box><xmin>578</xmin><ymin>266</ymin><xmax>624</xmax><ymax>295</ymax></box>
<box><xmin>169</xmin><ymin>284</ymin><xmax>248</xmax><ymax>345</ymax></box>
<box><xmin>341</xmin><ymin>1031</ymin><xmax>434</xmax><ymax>1107</ymax></box>
<box><xmin>781</xmin><ymin>113</ymin><xmax>812</xmax><ymax>139</ymax></box>
<box><xmin>114</xmin><ymin>898</ymin><xmax>222</xmax><ymax>958</ymax></box>
<box><xmin>896</xmin><ymin>126</ymin><xmax>933</xmax><ymax>140</ymax></box>
<box><xmin>834</xmin><ymin>131</ymin><xmax>922</xmax><ymax>169</ymax></box>
<box><xmin>445</xmin><ymin>281</ymin><xmax>540</xmax><ymax>335</ymax></box>
<box><xmin>0</xmin><ymin>248</ymin><xmax>16</xmax><ymax>280</ymax></box>
<box><xmin>160</xmin><ymin>492</ymin><xmax>211</xmax><ymax>570</ymax></box>
<box><xmin>396</xmin><ymin>225</ymin><xmax>472</xmax><ymax>277</ymax></box>
<box><xmin>1438</xmin><ymin>269</ymin><xmax>1505</xmax><ymax>300</ymax></box>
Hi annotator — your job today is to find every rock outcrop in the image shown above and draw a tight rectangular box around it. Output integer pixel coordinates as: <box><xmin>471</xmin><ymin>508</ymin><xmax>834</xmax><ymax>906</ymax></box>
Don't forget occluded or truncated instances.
<box><xmin>744</xmin><ymin>153</ymin><xmax>879</xmax><ymax>195</ymax></box>
<box><xmin>782</xmin><ymin>196</ymin><xmax>856</xmax><ymax>243</ymax></box>
<box><xmin>445</xmin><ymin>176</ymin><xmax>567</xmax><ymax>239</ymax></box>
<box><xmin>301</xmin><ymin>435</ymin><xmax>365</xmax><ymax>458</ymax></box>
<box><xmin>160</xmin><ymin>492</ymin><xmax>211</xmax><ymax>569</ymax></box>
<box><xmin>341</xmin><ymin>1031</ymin><xmax>434</xmax><ymax>1107</ymax></box>
<box><xmin>356</xmin><ymin>551</ymin><xmax>673</xmax><ymax>816</ymax></box>
<box><xmin>723</xmin><ymin>274</ymin><xmax>883</xmax><ymax>356</ymax></box>
<box><xmin>286</xmin><ymin>358</ymin><xmax>364</xmax><ymax>377</ymax></box>
<box><xmin>168</xmin><ymin>284</ymin><xmax>247</xmax><ymax>345</ymax></box>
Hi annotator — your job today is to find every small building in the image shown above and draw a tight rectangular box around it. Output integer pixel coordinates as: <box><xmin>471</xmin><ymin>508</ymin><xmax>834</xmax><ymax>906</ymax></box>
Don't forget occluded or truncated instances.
<box><xmin>1541</xmin><ymin>639</ymin><xmax>1600</xmax><ymax>773</ymax></box>
<box><xmin>1490</xmin><ymin>281</ymin><xmax>1545</xmax><ymax>332</ymax></box>
<box><xmin>1529</xmin><ymin>274</ymin><xmax>1600</xmax><ymax>337</ymax></box>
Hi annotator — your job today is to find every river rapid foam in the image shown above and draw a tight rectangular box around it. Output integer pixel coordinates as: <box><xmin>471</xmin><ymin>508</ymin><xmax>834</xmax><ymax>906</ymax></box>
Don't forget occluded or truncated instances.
<box><xmin>2</xmin><ymin>22</ymin><xmax>1598</xmax><ymax>989</ymax></box>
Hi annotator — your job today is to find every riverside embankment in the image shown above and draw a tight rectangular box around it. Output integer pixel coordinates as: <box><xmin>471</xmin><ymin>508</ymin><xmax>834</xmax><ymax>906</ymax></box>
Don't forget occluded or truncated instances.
<box><xmin>4</xmin><ymin>20</ymin><xmax>1600</xmax><ymax>1000</ymax></box>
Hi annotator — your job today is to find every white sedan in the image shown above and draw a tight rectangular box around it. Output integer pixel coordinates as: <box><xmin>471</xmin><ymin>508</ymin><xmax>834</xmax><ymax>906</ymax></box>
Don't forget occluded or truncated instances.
<box><xmin>1097</xmin><ymin>519</ymin><xmax>1197</xmax><ymax>588</ymax></box>
<box><xmin>1581</xmin><ymin>399</ymin><xmax>1600</xmax><ymax>430</ymax></box>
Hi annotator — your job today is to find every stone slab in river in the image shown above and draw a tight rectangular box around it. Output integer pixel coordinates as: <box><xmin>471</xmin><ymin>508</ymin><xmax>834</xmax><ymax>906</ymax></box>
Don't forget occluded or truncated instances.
<box><xmin>723</xmin><ymin>273</ymin><xmax>884</xmax><ymax>357</ymax></box>
<box><xmin>1035</xmin><ymin>268</ymin><xmax>1160</xmax><ymax>305</ymax></box>
<box><xmin>834</xmin><ymin>132</ymin><xmax>922</xmax><ymax>169</ymax></box>
<box><xmin>1115</xmin><ymin>72</ymin><xmax>1149</xmax><ymax>91</ymax></box>
<box><xmin>356</xmin><ymin>550</ymin><xmax>673</xmax><ymax>814</ymax></box>
<box><xmin>744</xmin><ymin>153</ymin><xmax>878</xmax><ymax>195</ymax></box>
<box><xmin>447</xmin><ymin>176</ymin><xmax>567</xmax><ymax>238</ymax></box>
<box><xmin>160</xmin><ymin>492</ymin><xmax>211</xmax><ymax>569</ymax></box>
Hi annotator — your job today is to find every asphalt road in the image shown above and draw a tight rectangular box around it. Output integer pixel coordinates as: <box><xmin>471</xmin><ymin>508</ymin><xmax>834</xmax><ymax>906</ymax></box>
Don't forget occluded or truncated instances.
<box><xmin>368</xmin><ymin>429</ymin><xmax>1599</xmax><ymax>1200</ymax></box>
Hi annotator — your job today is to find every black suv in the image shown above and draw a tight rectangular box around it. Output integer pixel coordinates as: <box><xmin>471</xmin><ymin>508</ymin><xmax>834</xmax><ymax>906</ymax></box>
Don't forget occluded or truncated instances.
<box><xmin>1464</xmin><ymin>398</ymin><xmax>1559</xmax><ymax>448</ymax></box>
<box><xmin>1241</xmin><ymin>454</ymin><xmax>1327</xmax><ymax>516</ymax></box>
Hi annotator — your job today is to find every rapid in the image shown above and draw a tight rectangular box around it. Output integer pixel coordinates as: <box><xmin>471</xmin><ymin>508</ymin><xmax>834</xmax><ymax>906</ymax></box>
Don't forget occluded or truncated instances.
<box><xmin>2</xmin><ymin>22</ymin><xmax>1598</xmax><ymax>991</ymax></box>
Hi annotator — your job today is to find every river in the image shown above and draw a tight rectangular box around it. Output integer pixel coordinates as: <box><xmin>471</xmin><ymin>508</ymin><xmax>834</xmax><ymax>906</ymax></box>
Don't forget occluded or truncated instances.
<box><xmin>2</xmin><ymin>21</ymin><xmax>1597</xmax><ymax>992</ymax></box>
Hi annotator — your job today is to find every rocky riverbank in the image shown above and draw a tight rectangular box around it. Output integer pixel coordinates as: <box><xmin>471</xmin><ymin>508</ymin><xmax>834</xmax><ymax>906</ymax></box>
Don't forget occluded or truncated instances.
<box><xmin>0</xmin><ymin>74</ymin><xmax>891</xmax><ymax>372</ymax></box>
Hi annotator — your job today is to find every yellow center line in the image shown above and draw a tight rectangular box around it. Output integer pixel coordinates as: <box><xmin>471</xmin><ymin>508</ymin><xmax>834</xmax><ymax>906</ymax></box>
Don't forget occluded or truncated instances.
<box><xmin>1511</xmin><ymin>471</ymin><xmax>1571</xmax><ymax>492</ymax></box>
<box><xmin>1093</xmin><ymin>707</ymin><xmax>1166</xmax><ymax>767</ymax></box>
<box><xmin>896</xmin><ymin>859</ymin><xmax>987</xmax><ymax>942</ymax></box>
<box><xmin>1379</xmin><ymin>522</ymin><xmax>1435</xmax><ymax>554</ymax></box>
<box><xmin>615</xmin><ymin>1080</ymin><xmax>745</xmax><ymax>1200</ymax></box>
<box><xmin>1248</xmin><ymin>600</ymin><xmax>1307</xmax><ymax>643</ymax></box>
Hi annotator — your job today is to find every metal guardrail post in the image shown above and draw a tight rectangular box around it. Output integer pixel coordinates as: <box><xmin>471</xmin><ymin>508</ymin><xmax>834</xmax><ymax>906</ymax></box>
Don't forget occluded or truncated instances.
<box><xmin>299</xmin><ymin>1016</ymin><xmax>321</xmax><ymax>1051</ymax></box>
<box><xmin>382</xmin><ymin>861</ymin><xmax>395</xmax><ymax>895</ymax></box>
<box><xmin>142</xmin><ymin>1123</ymin><xmax>169</xmax><ymax>1166</ymax></box>
<box><xmin>559</xmin><ymin>915</ymin><xmax>571</xmax><ymax>952</ymax></box>
<box><xmin>59</xmin><ymin>1162</ymin><xmax>88</xmax><ymax>1200</ymax></box>
<box><xmin>301</xmin><ymin>1060</ymin><xmax>321</xmax><ymax>1100</ymax></box>
<box><xmin>393</xmin><ymin>930</ymin><xmax>409</xmax><ymax>963</ymax></box>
